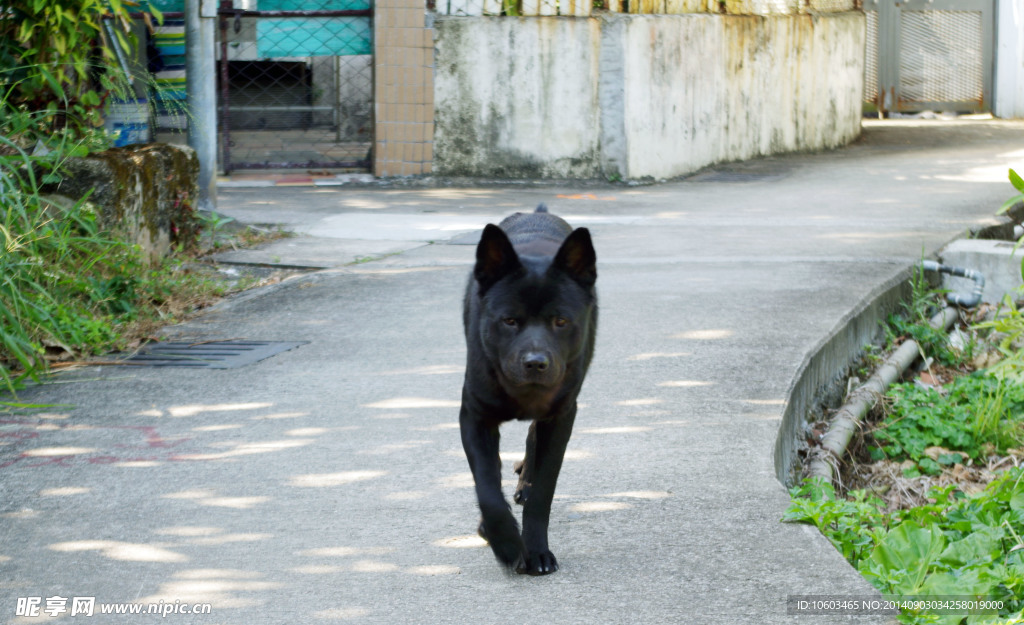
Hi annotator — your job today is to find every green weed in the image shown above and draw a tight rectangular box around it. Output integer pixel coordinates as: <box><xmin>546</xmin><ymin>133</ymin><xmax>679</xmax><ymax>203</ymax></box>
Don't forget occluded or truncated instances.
<box><xmin>782</xmin><ymin>478</ymin><xmax>890</xmax><ymax>563</ymax></box>
<box><xmin>885</xmin><ymin>263</ymin><xmax>975</xmax><ymax>368</ymax></box>
<box><xmin>974</xmin><ymin>296</ymin><xmax>1024</xmax><ymax>385</ymax></box>
<box><xmin>997</xmin><ymin>168</ymin><xmax>1024</xmax><ymax>218</ymax></box>
<box><xmin>785</xmin><ymin>470</ymin><xmax>1024</xmax><ymax>625</ymax></box>
<box><xmin>868</xmin><ymin>375</ymin><xmax>1024</xmax><ymax>474</ymax></box>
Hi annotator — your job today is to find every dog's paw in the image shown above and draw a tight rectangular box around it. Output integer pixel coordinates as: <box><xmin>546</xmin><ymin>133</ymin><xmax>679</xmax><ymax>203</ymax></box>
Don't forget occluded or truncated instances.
<box><xmin>513</xmin><ymin>481</ymin><xmax>532</xmax><ymax>506</ymax></box>
<box><xmin>477</xmin><ymin>514</ymin><xmax>525</xmax><ymax>569</ymax></box>
<box><xmin>515</xmin><ymin>549</ymin><xmax>558</xmax><ymax>576</ymax></box>
<box><xmin>513</xmin><ymin>460</ymin><xmax>531</xmax><ymax>506</ymax></box>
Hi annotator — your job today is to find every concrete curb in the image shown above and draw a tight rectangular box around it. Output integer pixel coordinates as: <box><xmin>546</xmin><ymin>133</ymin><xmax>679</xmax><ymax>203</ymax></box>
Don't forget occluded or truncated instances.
<box><xmin>773</xmin><ymin>263</ymin><xmax>920</xmax><ymax>486</ymax></box>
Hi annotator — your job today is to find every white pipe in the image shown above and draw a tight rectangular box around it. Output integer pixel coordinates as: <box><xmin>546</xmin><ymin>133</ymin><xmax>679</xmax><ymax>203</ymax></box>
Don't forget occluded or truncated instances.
<box><xmin>808</xmin><ymin>307</ymin><xmax>959</xmax><ymax>483</ymax></box>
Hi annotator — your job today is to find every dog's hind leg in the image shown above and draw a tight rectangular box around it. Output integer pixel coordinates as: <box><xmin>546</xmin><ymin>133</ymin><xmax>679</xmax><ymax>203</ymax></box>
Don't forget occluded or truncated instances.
<box><xmin>513</xmin><ymin>425</ymin><xmax>536</xmax><ymax>506</ymax></box>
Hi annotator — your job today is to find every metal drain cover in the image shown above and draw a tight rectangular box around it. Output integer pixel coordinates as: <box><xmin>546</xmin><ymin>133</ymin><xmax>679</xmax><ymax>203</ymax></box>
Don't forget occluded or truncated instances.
<box><xmin>117</xmin><ymin>340</ymin><xmax>308</xmax><ymax>368</ymax></box>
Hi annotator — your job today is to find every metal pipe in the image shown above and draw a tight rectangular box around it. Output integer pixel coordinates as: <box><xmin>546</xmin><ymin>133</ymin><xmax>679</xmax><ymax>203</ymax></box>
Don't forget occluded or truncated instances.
<box><xmin>102</xmin><ymin>19</ymin><xmax>135</xmax><ymax>85</ymax></box>
<box><xmin>186</xmin><ymin>0</ymin><xmax>219</xmax><ymax>209</ymax></box>
<box><xmin>808</xmin><ymin>306</ymin><xmax>959</xmax><ymax>483</ymax></box>
<box><xmin>920</xmin><ymin>260</ymin><xmax>986</xmax><ymax>308</ymax></box>
<box><xmin>218</xmin><ymin>3</ymin><xmax>232</xmax><ymax>174</ymax></box>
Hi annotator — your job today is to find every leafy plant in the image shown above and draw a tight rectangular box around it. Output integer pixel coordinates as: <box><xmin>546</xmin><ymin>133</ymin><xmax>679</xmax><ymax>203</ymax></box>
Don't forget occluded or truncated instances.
<box><xmin>783</xmin><ymin>478</ymin><xmax>890</xmax><ymax>563</ymax></box>
<box><xmin>997</xmin><ymin>168</ymin><xmax>1024</xmax><ymax>218</ymax></box>
<box><xmin>786</xmin><ymin>469</ymin><xmax>1024</xmax><ymax>625</ymax></box>
<box><xmin>0</xmin><ymin>0</ymin><xmax>160</xmax><ymax>140</ymax></box>
<box><xmin>196</xmin><ymin>211</ymin><xmax>237</xmax><ymax>250</ymax></box>
<box><xmin>885</xmin><ymin>264</ymin><xmax>974</xmax><ymax>368</ymax></box>
<box><xmin>889</xmin><ymin>312</ymin><xmax>974</xmax><ymax>369</ymax></box>
<box><xmin>974</xmin><ymin>296</ymin><xmax>1024</xmax><ymax>385</ymax></box>
<box><xmin>868</xmin><ymin>374</ymin><xmax>1024</xmax><ymax>473</ymax></box>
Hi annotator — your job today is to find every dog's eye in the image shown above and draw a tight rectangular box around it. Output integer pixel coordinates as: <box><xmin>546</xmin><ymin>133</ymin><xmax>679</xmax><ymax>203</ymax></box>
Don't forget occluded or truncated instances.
<box><xmin>553</xmin><ymin>317</ymin><xmax>569</xmax><ymax>328</ymax></box>
<box><xmin>502</xmin><ymin>317</ymin><xmax>518</xmax><ymax>327</ymax></box>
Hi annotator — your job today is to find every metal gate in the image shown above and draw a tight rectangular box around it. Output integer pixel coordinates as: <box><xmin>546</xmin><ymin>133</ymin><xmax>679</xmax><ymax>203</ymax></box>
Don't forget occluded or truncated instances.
<box><xmin>864</xmin><ymin>0</ymin><xmax>994</xmax><ymax>114</ymax></box>
<box><xmin>217</xmin><ymin>0</ymin><xmax>373</xmax><ymax>172</ymax></box>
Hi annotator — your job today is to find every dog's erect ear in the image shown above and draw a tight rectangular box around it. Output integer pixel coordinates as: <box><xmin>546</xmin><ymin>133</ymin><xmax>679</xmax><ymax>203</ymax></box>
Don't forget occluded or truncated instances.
<box><xmin>552</xmin><ymin>227</ymin><xmax>596</xmax><ymax>288</ymax></box>
<box><xmin>475</xmin><ymin>224</ymin><xmax>522</xmax><ymax>293</ymax></box>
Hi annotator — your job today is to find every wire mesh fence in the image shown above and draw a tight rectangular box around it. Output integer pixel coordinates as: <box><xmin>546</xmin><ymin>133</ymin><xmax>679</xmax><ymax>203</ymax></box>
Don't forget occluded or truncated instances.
<box><xmin>216</xmin><ymin>0</ymin><xmax>373</xmax><ymax>171</ymax></box>
<box><xmin>863</xmin><ymin>0</ymin><xmax>992</xmax><ymax>114</ymax></box>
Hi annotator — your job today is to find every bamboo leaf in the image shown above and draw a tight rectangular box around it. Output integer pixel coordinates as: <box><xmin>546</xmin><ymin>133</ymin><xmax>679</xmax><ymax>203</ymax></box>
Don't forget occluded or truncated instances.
<box><xmin>997</xmin><ymin>194</ymin><xmax>1024</xmax><ymax>216</ymax></box>
<box><xmin>1011</xmin><ymin>168</ymin><xmax>1024</xmax><ymax>193</ymax></box>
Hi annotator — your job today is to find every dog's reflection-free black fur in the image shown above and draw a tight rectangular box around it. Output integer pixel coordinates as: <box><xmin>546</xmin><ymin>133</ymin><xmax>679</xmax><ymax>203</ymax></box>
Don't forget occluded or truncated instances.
<box><xmin>460</xmin><ymin>205</ymin><xmax>597</xmax><ymax>575</ymax></box>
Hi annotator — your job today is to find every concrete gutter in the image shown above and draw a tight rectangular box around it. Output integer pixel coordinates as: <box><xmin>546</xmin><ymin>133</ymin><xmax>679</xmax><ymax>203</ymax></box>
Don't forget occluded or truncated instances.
<box><xmin>773</xmin><ymin>266</ymin><xmax>914</xmax><ymax>486</ymax></box>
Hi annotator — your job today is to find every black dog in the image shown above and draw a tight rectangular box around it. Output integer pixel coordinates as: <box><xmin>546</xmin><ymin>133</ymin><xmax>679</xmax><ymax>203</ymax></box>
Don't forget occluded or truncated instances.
<box><xmin>460</xmin><ymin>205</ymin><xmax>597</xmax><ymax>575</ymax></box>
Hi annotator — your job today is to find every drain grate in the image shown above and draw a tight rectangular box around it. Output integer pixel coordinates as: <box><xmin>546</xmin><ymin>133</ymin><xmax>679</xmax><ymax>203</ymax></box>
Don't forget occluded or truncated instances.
<box><xmin>117</xmin><ymin>340</ymin><xmax>308</xmax><ymax>369</ymax></box>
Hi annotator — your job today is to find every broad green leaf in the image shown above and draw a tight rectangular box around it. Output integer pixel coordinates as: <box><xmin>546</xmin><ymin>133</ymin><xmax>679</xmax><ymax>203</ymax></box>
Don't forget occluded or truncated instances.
<box><xmin>867</xmin><ymin>522</ymin><xmax>947</xmax><ymax>594</ymax></box>
<box><xmin>940</xmin><ymin>526</ymin><xmax>1004</xmax><ymax>567</ymax></box>
<box><xmin>1010</xmin><ymin>169</ymin><xmax>1024</xmax><ymax>193</ymax></box>
<box><xmin>80</xmin><ymin>91</ymin><xmax>100</xmax><ymax>107</ymax></box>
<box><xmin>914</xmin><ymin>570</ymin><xmax>1000</xmax><ymax>625</ymax></box>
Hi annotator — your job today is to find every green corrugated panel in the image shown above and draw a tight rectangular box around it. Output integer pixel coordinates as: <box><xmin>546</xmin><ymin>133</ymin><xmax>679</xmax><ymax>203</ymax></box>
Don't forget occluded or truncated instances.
<box><xmin>258</xmin><ymin>0</ymin><xmax>372</xmax><ymax>10</ymax></box>
<box><xmin>143</xmin><ymin>0</ymin><xmax>185</xmax><ymax>11</ymax></box>
<box><xmin>256</xmin><ymin>17</ymin><xmax>371</xmax><ymax>57</ymax></box>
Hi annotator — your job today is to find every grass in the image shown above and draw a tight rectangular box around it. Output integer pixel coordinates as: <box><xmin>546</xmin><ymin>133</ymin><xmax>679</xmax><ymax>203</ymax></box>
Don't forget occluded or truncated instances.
<box><xmin>0</xmin><ymin>93</ymin><xmax>266</xmax><ymax>400</ymax></box>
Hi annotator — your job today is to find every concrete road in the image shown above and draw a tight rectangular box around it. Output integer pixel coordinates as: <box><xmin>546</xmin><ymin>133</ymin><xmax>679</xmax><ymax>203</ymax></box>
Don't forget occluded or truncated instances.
<box><xmin>2</xmin><ymin>119</ymin><xmax>1022</xmax><ymax>624</ymax></box>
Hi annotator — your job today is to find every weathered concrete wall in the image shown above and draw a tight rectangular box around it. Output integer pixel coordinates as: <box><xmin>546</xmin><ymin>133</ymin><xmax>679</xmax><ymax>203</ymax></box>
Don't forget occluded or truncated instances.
<box><xmin>615</xmin><ymin>14</ymin><xmax>864</xmax><ymax>179</ymax></box>
<box><xmin>44</xmin><ymin>144</ymin><xmax>200</xmax><ymax>263</ymax></box>
<box><xmin>434</xmin><ymin>13</ymin><xmax>865</xmax><ymax>180</ymax></box>
<box><xmin>434</xmin><ymin>17</ymin><xmax>603</xmax><ymax>178</ymax></box>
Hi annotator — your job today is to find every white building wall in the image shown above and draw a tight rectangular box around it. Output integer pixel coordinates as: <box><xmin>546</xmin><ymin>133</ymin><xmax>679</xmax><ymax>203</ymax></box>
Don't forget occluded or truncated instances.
<box><xmin>995</xmin><ymin>0</ymin><xmax>1024</xmax><ymax>119</ymax></box>
<box><xmin>434</xmin><ymin>12</ymin><xmax>865</xmax><ymax>180</ymax></box>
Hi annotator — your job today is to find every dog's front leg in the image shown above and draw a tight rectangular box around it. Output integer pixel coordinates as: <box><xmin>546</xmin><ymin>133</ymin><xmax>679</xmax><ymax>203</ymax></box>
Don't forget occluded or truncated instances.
<box><xmin>459</xmin><ymin>402</ymin><xmax>525</xmax><ymax>569</ymax></box>
<box><xmin>517</xmin><ymin>404</ymin><xmax>576</xmax><ymax>575</ymax></box>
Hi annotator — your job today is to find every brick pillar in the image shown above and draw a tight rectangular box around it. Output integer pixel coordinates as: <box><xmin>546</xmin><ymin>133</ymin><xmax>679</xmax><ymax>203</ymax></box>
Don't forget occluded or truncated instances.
<box><xmin>373</xmin><ymin>0</ymin><xmax>435</xmax><ymax>176</ymax></box>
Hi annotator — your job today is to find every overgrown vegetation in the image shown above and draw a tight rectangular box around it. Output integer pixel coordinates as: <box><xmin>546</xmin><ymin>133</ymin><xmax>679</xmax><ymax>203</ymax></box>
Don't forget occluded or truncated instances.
<box><xmin>0</xmin><ymin>109</ymin><xmax>239</xmax><ymax>396</ymax></box>
<box><xmin>786</xmin><ymin>169</ymin><xmax>1024</xmax><ymax>625</ymax></box>
<box><xmin>885</xmin><ymin>263</ymin><xmax>976</xmax><ymax>370</ymax></box>
<box><xmin>0</xmin><ymin>0</ymin><xmax>159</xmax><ymax>139</ymax></box>
<box><xmin>0</xmin><ymin>0</ymin><xmax>259</xmax><ymax>398</ymax></box>
<box><xmin>785</xmin><ymin>474</ymin><xmax>1024</xmax><ymax>625</ymax></box>
<box><xmin>870</xmin><ymin>376</ymin><xmax>1024</xmax><ymax>478</ymax></box>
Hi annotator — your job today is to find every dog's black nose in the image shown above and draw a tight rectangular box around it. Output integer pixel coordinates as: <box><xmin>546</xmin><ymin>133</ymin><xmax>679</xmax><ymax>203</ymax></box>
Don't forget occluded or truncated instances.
<box><xmin>522</xmin><ymin>352</ymin><xmax>549</xmax><ymax>372</ymax></box>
